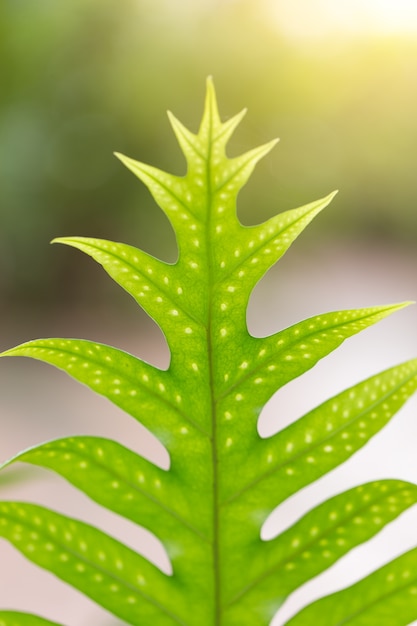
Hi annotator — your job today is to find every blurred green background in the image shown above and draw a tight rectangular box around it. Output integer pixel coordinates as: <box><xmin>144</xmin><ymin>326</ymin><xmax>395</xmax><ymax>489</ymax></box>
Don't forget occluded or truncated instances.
<box><xmin>1</xmin><ymin>0</ymin><xmax>417</xmax><ymax>311</ymax></box>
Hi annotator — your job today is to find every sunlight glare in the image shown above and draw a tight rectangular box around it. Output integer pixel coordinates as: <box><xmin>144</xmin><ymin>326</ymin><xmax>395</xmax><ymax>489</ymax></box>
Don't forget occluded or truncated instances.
<box><xmin>267</xmin><ymin>0</ymin><xmax>417</xmax><ymax>40</ymax></box>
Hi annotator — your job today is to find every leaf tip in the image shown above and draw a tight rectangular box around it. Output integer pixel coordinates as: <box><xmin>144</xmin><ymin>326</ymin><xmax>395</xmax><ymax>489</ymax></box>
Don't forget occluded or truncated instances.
<box><xmin>113</xmin><ymin>151</ymin><xmax>138</xmax><ymax>172</ymax></box>
<box><xmin>202</xmin><ymin>75</ymin><xmax>221</xmax><ymax>127</ymax></box>
<box><xmin>394</xmin><ymin>300</ymin><xmax>415</xmax><ymax>310</ymax></box>
<box><xmin>372</xmin><ymin>300</ymin><xmax>415</xmax><ymax>319</ymax></box>
<box><xmin>113</xmin><ymin>151</ymin><xmax>140</xmax><ymax>174</ymax></box>
<box><xmin>205</xmin><ymin>75</ymin><xmax>216</xmax><ymax>100</ymax></box>
<box><xmin>316</xmin><ymin>189</ymin><xmax>339</xmax><ymax>211</ymax></box>
<box><xmin>0</xmin><ymin>345</ymin><xmax>17</xmax><ymax>359</ymax></box>
<box><xmin>113</xmin><ymin>151</ymin><xmax>125</xmax><ymax>162</ymax></box>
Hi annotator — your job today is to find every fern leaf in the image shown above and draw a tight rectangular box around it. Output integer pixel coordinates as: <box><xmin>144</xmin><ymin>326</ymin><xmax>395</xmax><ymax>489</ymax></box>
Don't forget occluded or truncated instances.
<box><xmin>0</xmin><ymin>502</ymin><xmax>190</xmax><ymax>625</ymax></box>
<box><xmin>222</xmin><ymin>480</ymin><xmax>417</xmax><ymax>622</ymax></box>
<box><xmin>0</xmin><ymin>436</ymin><xmax>209</xmax><ymax>540</ymax></box>
<box><xmin>1</xmin><ymin>77</ymin><xmax>416</xmax><ymax>625</ymax></box>
<box><xmin>285</xmin><ymin>547</ymin><xmax>417</xmax><ymax>626</ymax></box>
<box><xmin>223</xmin><ymin>358</ymin><xmax>417</xmax><ymax>507</ymax></box>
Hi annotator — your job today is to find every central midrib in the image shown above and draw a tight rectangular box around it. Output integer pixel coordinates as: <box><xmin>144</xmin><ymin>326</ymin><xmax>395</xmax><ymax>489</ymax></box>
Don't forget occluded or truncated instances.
<box><xmin>204</xmin><ymin>111</ymin><xmax>222</xmax><ymax>626</ymax></box>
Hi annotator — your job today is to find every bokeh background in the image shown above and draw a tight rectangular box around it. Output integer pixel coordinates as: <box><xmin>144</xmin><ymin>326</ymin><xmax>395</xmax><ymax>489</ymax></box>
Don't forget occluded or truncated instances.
<box><xmin>1</xmin><ymin>0</ymin><xmax>417</xmax><ymax>624</ymax></box>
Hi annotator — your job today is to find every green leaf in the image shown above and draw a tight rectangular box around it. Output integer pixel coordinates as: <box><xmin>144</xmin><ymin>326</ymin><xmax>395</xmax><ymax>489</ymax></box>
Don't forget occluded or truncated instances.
<box><xmin>222</xmin><ymin>358</ymin><xmax>417</xmax><ymax>509</ymax></box>
<box><xmin>222</xmin><ymin>480</ymin><xmax>417</xmax><ymax>623</ymax></box>
<box><xmin>285</xmin><ymin>547</ymin><xmax>417</xmax><ymax>626</ymax></box>
<box><xmin>0</xmin><ymin>502</ymin><xmax>192</xmax><ymax>625</ymax></box>
<box><xmin>1</xmin><ymin>78</ymin><xmax>417</xmax><ymax>624</ymax></box>
<box><xmin>0</xmin><ymin>338</ymin><xmax>208</xmax><ymax>442</ymax></box>
<box><xmin>1</xmin><ymin>435</ymin><xmax>210</xmax><ymax>543</ymax></box>
<box><xmin>0</xmin><ymin>612</ymin><xmax>64</xmax><ymax>626</ymax></box>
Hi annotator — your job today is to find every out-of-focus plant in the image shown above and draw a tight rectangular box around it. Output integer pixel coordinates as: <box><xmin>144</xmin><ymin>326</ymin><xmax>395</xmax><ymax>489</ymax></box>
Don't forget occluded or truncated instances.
<box><xmin>2</xmin><ymin>1</ymin><xmax>417</xmax><ymax>307</ymax></box>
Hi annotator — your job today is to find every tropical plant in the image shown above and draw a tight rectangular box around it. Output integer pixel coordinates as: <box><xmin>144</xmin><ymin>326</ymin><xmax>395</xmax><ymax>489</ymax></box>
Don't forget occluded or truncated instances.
<box><xmin>1</xmin><ymin>78</ymin><xmax>417</xmax><ymax>626</ymax></box>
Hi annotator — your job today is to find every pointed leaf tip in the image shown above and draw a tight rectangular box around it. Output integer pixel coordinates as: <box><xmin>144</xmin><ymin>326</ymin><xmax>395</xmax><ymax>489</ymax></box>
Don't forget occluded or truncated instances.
<box><xmin>206</xmin><ymin>75</ymin><xmax>216</xmax><ymax>100</ymax></box>
<box><xmin>381</xmin><ymin>300</ymin><xmax>415</xmax><ymax>312</ymax></box>
<box><xmin>50</xmin><ymin>236</ymin><xmax>68</xmax><ymax>245</ymax></box>
<box><xmin>201</xmin><ymin>76</ymin><xmax>221</xmax><ymax>130</ymax></box>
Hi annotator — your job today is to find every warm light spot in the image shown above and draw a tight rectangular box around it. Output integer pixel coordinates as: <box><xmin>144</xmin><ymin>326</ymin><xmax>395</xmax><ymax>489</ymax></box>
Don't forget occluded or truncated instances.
<box><xmin>268</xmin><ymin>0</ymin><xmax>417</xmax><ymax>43</ymax></box>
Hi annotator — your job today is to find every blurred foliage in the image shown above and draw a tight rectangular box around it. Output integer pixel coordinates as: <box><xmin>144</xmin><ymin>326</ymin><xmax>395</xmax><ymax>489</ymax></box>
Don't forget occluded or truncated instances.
<box><xmin>1</xmin><ymin>0</ymin><xmax>417</xmax><ymax>307</ymax></box>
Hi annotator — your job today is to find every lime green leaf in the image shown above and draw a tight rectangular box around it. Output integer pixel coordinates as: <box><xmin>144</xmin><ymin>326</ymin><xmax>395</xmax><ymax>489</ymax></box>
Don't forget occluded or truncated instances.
<box><xmin>222</xmin><ymin>358</ymin><xmax>417</xmax><ymax>509</ymax></box>
<box><xmin>1</xmin><ymin>435</ymin><xmax>210</xmax><ymax>541</ymax></box>
<box><xmin>0</xmin><ymin>612</ymin><xmax>64</xmax><ymax>626</ymax></box>
<box><xmin>285</xmin><ymin>547</ymin><xmax>417</xmax><ymax>626</ymax></box>
<box><xmin>1</xmin><ymin>78</ymin><xmax>417</xmax><ymax>624</ymax></box>
<box><xmin>50</xmin><ymin>236</ymin><xmax>197</xmax><ymax>347</ymax></box>
<box><xmin>0</xmin><ymin>502</ymin><xmax>194</xmax><ymax>625</ymax></box>
<box><xmin>222</xmin><ymin>480</ymin><xmax>417</xmax><ymax>622</ymax></box>
<box><xmin>0</xmin><ymin>338</ymin><xmax>209</xmax><ymax>440</ymax></box>
<box><xmin>214</xmin><ymin>304</ymin><xmax>412</xmax><ymax>465</ymax></box>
